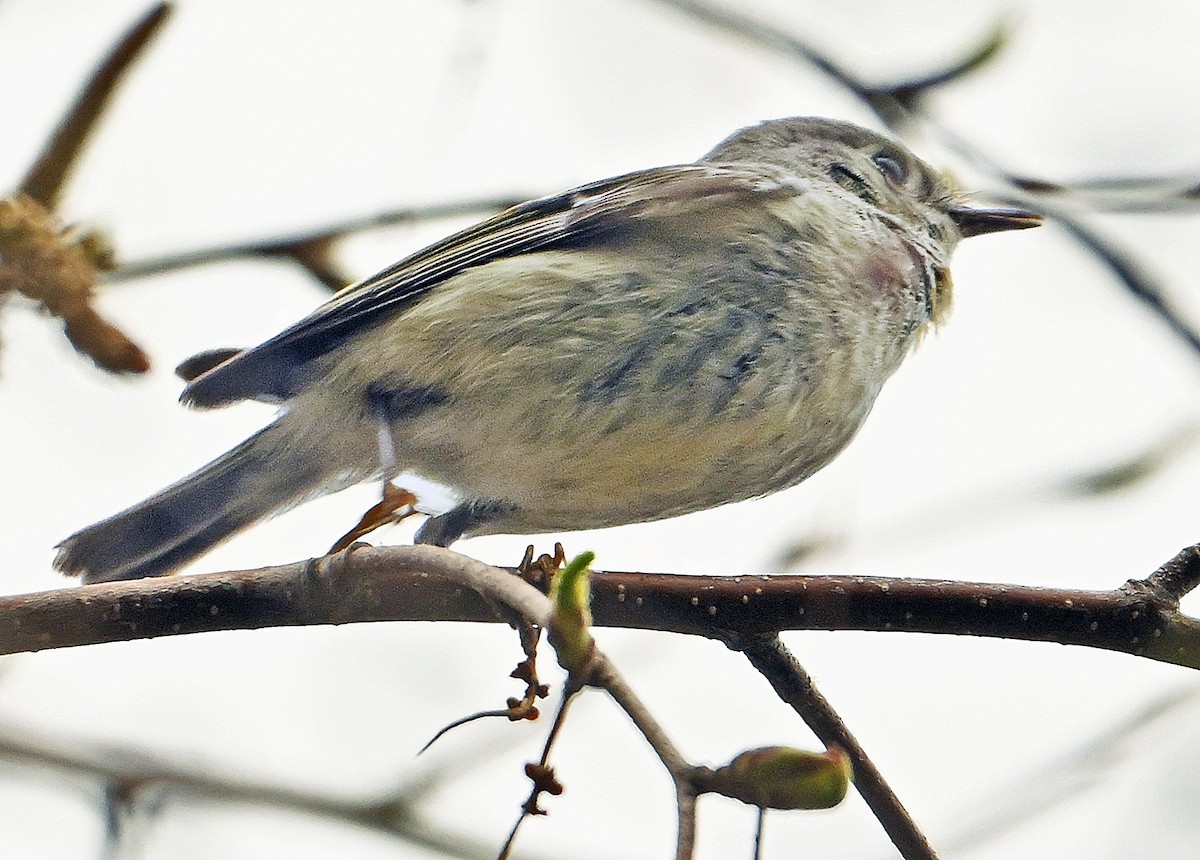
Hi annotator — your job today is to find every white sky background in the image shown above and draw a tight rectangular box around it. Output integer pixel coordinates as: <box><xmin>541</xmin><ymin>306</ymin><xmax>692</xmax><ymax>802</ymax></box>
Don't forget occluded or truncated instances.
<box><xmin>1</xmin><ymin>1</ymin><xmax>1200</xmax><ymax>858</ymax></box>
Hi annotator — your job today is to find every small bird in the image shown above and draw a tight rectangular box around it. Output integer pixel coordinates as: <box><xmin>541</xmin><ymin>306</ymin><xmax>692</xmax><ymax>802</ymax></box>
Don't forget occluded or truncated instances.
<box><xmin>56</xmin><ymin>117</ymin><xmax>1040</xmax><ymax>583</ymax></box>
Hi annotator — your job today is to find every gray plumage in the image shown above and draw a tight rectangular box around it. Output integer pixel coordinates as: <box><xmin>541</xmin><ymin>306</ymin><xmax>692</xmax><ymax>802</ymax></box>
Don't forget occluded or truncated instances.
<box><xmin>56</xmin><ymin>117</ymin><xmax>1040</xmax><ymax>583</ymax></box>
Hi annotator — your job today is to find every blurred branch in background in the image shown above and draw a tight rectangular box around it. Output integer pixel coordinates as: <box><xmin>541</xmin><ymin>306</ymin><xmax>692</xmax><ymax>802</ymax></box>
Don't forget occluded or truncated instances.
<box><xmin>646</xmin><ymin>0</ymin><xmax>1200</xmax><ymax>365</ymax></box>
<box><xmin>0</xmin><ymin>1</ymin><xmax>524</xmax><ymax>368</ymax></box>
<box><xmin>0</xmin><ymin>718</ymin><xmax>543</xmax><ymax>860</ymax></box>
<box><xmin>0</xmin><ymin>3</ymin><xmax>173</xmax><ymax>374</ymax></box>
<box><xmin>106</xmin><ymin>195</ymin><xmax>528</xmax><ymax>293</ymax></box>
<box><xmin>644</xmin><ymin>0</ymin><xmax>1009</xmax><ymax>129</ymax></box>
<box><xmin>777</xmin><ymin>420</ymin><xmax>1200</xmax><ymax>569</ymax></box>
<box><xmin>16</xmin><ymin>5</ymin><xmax>171</xmax><ymax>211</ymax></box>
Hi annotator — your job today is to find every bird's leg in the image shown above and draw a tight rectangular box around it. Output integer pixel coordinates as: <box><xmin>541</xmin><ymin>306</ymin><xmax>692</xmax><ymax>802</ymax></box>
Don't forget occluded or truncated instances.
<box><xmin>370</xmin><ymin>387</ymin><xmax>400</xmax><ymax>496</ymax></box>
<box><xmin>326</xmin><ymin>387</ymin><xmax>421</xmax><ymax>552</ymax></box>
<box><xmin>328</xmin><ymin>484</ymin><xmax>419</xmax><ymax>553</ymax></box>
<box><xmin>515</xmin><ymin>542</ymin><xmax>568</xmax><ymax>591</ymax></box>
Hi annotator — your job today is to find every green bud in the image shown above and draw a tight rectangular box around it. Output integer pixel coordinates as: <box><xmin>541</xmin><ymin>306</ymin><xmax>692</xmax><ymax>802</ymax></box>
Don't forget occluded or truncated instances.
<box><xmin>700</xmin><ymin>745</ymin><xmax>852</xmax><ymax>810</ymax></box>
<box><xmin>548</xmin><ymin>551</ymin><xmax>596</xmax><ymax>675</ymax></box>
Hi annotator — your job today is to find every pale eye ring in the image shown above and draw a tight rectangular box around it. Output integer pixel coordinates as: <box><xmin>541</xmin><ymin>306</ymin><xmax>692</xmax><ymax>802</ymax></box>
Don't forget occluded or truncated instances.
<box><xmin>872</xmin><ymin>153</ymin><xmax>907</xmax><ymax>185</ymax></box>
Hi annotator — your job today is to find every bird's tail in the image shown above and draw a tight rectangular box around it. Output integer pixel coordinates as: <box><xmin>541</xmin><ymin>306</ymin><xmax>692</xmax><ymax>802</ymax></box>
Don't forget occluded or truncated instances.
<box><xmin>55</xmin><ymin>424</ymin><xmax>333</xmax><ymax>584</ymax></box>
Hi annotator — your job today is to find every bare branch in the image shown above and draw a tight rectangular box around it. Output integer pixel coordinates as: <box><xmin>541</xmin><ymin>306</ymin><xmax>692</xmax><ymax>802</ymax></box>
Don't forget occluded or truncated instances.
<box><xmin>1008</xmin><ymin>173</ymin><xmax>1200</xmax><ymax>214</ymax></box>
<box><xmin>1008</xmin><ymin>197</ymin><xmax>1200</xmax><ymax>357</ymax></box>
<box><xmin>880</xmin><ymin>20</ymin><xmax>1010</xmax><ymax>108</ymax></box>
<box><xmin>730</xmin><ymin>634</ymin><xmax>938</xmax><ymax>860</ymax></box>
<box><xmin>17</xmin><ymin>3</ymin><xmax>174</xmax><ymax>209</ymax></box>
<box><xmin>1</xmin><ymin>5</ymin><xmax>172</xmax><ymax>374</ymax></box>
<box><xmin>7</xmin><ymin>544</ymin><xmax>1200</xmax><ymax>669</ymax></box>
<box><xmin>0</xmin><ymin>193</ymin><xmax>150</xmax><ymax>373</ymax></box>
<box><xmin>0</xmin><ymin>720</ymin><xmax>540</xmax><ymax>860</ymax></box>
<box><xmin>105</xmin><ymin>196</ymin><xmax>528</xmax><ymax>286</ymax></box>
<box><xmin>645</xmin><ymin>0</ymin><xmax>1200</xmax><ymax>364</ymax></box>
<box><xmin>644</xmin><ymin>0</ymin><xmax>911</xmax><ymax>128</ymax></box>
<box><xmin>1144</xmin><ymin>544</ymin><xmax>1200</xmax><ymax>603</ymax></box>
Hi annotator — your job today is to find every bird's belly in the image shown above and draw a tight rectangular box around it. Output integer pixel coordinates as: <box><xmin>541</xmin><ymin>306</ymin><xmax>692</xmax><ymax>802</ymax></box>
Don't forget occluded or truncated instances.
<box><xmin>404</xmin><ymin>380</ymin><xmax>875</xmax><ymax>533</ymax></box>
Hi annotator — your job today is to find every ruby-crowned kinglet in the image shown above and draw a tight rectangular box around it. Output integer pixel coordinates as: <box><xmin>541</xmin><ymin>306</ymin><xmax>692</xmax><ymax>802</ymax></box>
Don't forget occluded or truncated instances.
<box><xmin>56</xmin><ymin>117</ymin><xmax>1040</xmax><ymax>583</ymax></box>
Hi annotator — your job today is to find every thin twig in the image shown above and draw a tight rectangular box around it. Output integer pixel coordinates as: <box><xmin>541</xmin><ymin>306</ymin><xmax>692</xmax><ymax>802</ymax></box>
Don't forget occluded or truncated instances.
<box><xmin>646</xmin><ymin>0</ymin><xmax>1200</xmax><ymax>363</ymax></box>
<box><xmin>497</xmin><ymin>685</ymin><xmax>579</xmax><ymax>860</ymax></box>
<box><xmin>880</xmin><ymin>20</ymin><xmax>1010</xmax><ymax>107</ymax></box>
<box><xmin>646</xmin><ymin>0</ymin><xmax>910</xmax><ymax>128</ymax></box>
<box><xmin>1015</xmin><ymin>198</ymin><xmax>1200</xmax><ymax>356</ymax></box>
<box><xmin>1008</xmin><ymin>173</ymin><xmax>1200</xmax><ymax>213</ymax></box>
<box><xmin>0</xmin><ymin>721</ymin><xmax>529</xmax><ymax>860</ymax></box>
<box><xmin>1145</xmin><ymin>544</ymin><xmax>1200</xmax><ymax>602</ymax></box>
<box><xmin>730</xmin><ymin>634</ymin><xmax>938</xmax><ymax>860</ymax></box>
<box><xmin>588</xmin><ymin>654</ymin><xmax>699</xmax><ymax>858</ymax></box>
<box><xmin>104</xmin><ymin>196</ymin><xmax>527</xmax><ymax>285</ymax></box>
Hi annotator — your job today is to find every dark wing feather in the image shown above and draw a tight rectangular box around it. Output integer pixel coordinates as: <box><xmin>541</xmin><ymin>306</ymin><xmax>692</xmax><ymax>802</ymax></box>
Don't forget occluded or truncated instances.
<box><xmin>182</xmin><ymin>163</ymin><xmax>802</xmax><ymax>408</ymax></box>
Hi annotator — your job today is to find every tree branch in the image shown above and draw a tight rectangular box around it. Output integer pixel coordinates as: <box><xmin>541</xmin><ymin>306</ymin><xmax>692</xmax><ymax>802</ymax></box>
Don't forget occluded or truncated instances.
<box><xmin>6</xmin><ymin>544</ymin><xmax>1200</xmax><ymax>669</ymax></box>
<box><xmin>17</xmin><ymin>4</ymin><xmax>173</xmax><ymax>209</ymax></box>
<box><xmin>0</xmin><ymin>719</ymin><xmax>549</xmax><ymax>860</ymax></box>
<box><xmin>104</xmin><ymin>196</ymin><xmax>528</xmax><ymax>288</ymax></box>
<box><xmin>730</xmin><ymin>634</ymin><xmax>937</xmax><ymax>860</ymax></box>
<box><xmin>643</xmin><ymin>0</ymin><xmax>1200</xmax><ymax>365</ymax></box>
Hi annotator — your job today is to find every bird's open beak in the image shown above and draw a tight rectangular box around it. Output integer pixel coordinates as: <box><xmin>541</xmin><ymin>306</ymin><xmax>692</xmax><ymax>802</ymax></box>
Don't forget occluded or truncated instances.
<box><xmin>946</xmin><ymin>205</ymin><xmax>1043</xmax><ymax>238</ymax></box>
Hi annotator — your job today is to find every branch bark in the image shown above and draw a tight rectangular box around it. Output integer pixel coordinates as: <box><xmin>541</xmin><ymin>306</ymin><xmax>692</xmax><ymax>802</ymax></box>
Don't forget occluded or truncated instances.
<box><xmin>732</xmin><ymin>634</ymin><xmax>938</xmax><ymax>860</ymax></box>
<box><xmin>4</xmin><ymin>544</ymin><xmax>1200</xmax><ymax>669</ymax></box>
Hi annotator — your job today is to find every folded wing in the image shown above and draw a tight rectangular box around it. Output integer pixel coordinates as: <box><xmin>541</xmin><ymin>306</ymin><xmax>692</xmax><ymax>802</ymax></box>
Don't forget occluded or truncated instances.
<box><xmin>182</xmin><ymin>163</ymin><xmax>804</xmax><ymax>408</ymax></box>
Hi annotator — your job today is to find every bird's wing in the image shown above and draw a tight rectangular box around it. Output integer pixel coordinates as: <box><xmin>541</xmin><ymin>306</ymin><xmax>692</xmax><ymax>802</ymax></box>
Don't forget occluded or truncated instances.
<box><xmin>182</xmin><ymin>163</ymin><xmax>804</xmax><ymax>407</ymax></box>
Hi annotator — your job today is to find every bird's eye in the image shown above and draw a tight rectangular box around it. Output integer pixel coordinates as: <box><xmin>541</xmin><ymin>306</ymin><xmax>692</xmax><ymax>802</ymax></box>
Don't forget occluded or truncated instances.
<box><xmin>872</xmin><ymin>153</ymin><xmax>908</xmax><ymax>185</ymax></box>
<box><xmin>827</xmin><ymin>163</ymin><xmax>877</xmax><ymax>203</ymax></box>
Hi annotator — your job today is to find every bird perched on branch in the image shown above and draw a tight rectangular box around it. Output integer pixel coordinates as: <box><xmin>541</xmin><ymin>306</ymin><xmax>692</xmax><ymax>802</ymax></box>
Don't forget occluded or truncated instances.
<box><xmin>56</xmin><ymin>116</ymin><xmax>1040</xmax><ymax>584</ymax></box>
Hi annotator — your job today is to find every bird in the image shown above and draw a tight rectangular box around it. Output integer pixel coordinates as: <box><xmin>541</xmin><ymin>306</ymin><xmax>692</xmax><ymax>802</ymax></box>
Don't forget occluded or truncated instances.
<box><xmin>55</xmin><ymin>116</ymin><xmax>1041</xmax><ymax>583</ymax></box>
